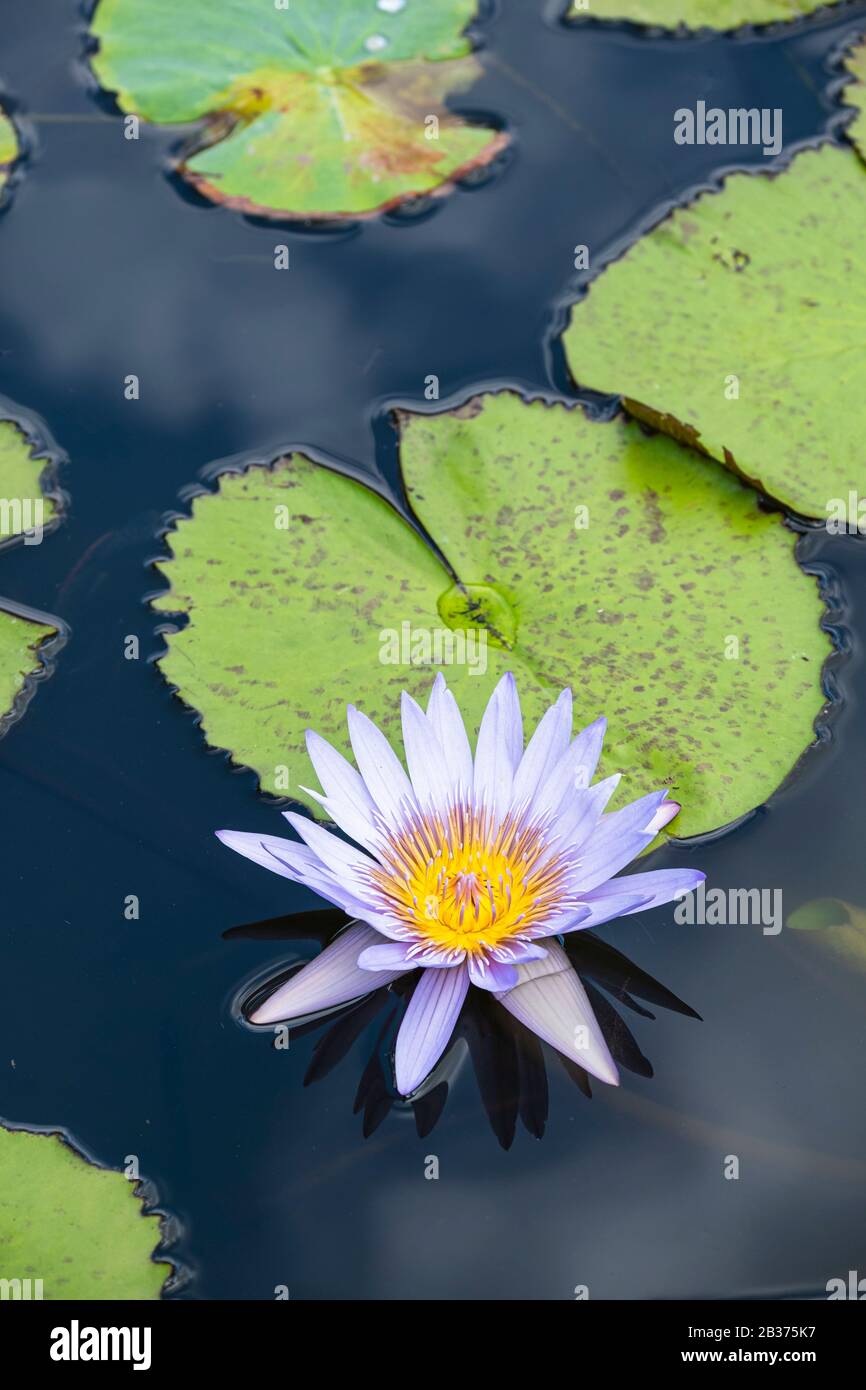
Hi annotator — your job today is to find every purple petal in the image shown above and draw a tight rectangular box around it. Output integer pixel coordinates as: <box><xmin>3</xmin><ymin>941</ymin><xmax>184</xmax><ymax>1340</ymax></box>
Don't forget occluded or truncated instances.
<box><xmin>394</xmin><ymin>964</ymin><xmax>470</xmax><ymax>1095</ymax></box>
<box><xmin>216</xmin><ymin>832</ymin><xmax>372</xmax><ymax>920</ymax></box>
<box><xmin>216</xmin><ymin>829</ymin><xmax>319</xmax><ymax>881</ymax></box>
<box><xmin>494</xmin><ymin>940</ymin><xmax>618</xmax><ymax>1085</ymax></box>
<box><xmin>554</xmin><ymin>772</ymin><xmax>621</xmax><ymax>851</ymax></box>
<box><xmin>283</xmin><ymin>811</ymin><xmax>377</xmax><ymax>883</ymax></box>
<box><xmin>532</xmin><ymin>715</ymin><xmax>607</xmax><ymax>820</ymax></box>
<box><xmin>426</xmin><ymin>674</ymin><xmax>473</xmax><ymax>791</ymax></box>
<box><xmin>401</xmin><ymin>691</ymin><xmax>453</xmax><ymax>814</ymax></box>
<box><xmin>250</xmin><ymin>922</ymin><xmax>410</xmax><ymax>1025</ymax></box>
<box><xmin>497</xmin><ymin>671</ymin><xmax>524</xmax><ymax>770</ymax></box>
<box><xmin>467</xmin><ymin>954</ymin><xmax>519</xmax><ymax>992</ymax></box>
<box><xmin>217</xmin><ymin>829</ymin><xmax>407</xmax><ymax>937</ymax></box>
<box><xmin>510</xmin><ymin>688</ymin><xmax>573</xmax><ymax>810</ymax></box>
<box><xmin>583</xmin><ymin>867</ymin><xmax>706</xmax><ymax>915</ymax></box>
<box><xmin>576</xmin><ymin>829</ymin><xmax>654</xmax><ymax>894</ymax></box>
<box><xmin>490</xmin><ymin>940</ymin><xmax>549</xmax><ymax>964</ymax></box>
<box><xmin>473</xmin><ymin>672</ymin><xmax>522</xmax><ymax>815</ymax></box>
<box><xmin>575</xmin><ymin>790</ymin><xmax>671</xmax><ymax>892</ymax></box>
<box><xmin>558</xmin><ymin>892</ymin><xmax>651</xmax><ymax>933</ymax></box>
<box><xmin>347</xmin><ymin>704</ymin><xmax>417</xmax><ymax>827</ymax></box>
<box><xmin>357</xmin><ymin>941</ymin><xmax>415</xmax><ymax>971</ymax></box>
<box><xmin>302</xmin><ymin>729</ymin><xmax>380</xmax><ymax>853</ymax></box>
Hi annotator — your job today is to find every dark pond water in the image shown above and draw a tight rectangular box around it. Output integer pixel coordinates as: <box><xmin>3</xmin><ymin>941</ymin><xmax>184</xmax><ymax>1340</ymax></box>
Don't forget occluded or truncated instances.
<box><xmin>1</xmin><ymin>0</ymin><xmax>866</xmax><ymax>1299</ymax></box>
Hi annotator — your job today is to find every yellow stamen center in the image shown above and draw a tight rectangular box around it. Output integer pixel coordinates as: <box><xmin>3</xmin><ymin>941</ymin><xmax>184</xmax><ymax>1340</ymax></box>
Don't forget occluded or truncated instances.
<box><xmin>366</xmin><ymin>803</ymin><xmax>570</xmax><ymax>954</ymax></box>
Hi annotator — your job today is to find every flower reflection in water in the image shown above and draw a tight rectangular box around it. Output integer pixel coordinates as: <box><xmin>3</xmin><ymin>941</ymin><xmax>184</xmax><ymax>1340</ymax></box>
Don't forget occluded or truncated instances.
<box><xmin>226</xmin><ymin>909</ymin><xmax>699</xmax><ymax>1149</ymax></box>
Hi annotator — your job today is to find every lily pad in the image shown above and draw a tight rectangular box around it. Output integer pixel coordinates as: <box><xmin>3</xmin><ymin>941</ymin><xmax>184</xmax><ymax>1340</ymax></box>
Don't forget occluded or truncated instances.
<box><xmin>0</xmin><ymin>418</ymin><xmax>58</xmax><ymax>542</ymax></box>
<box><xmin>0</xmin><ymin>109</ymin><xmax>18</xmax><ymax>192</ymax></box>
<box><xmin>788</xmin><ymin>898</ymin><xmax>866</xmax><ymax>974</ymax></box>
<box><xmin>89</xmin><ymin>0</ymin><xmax>506</xmax><ymax>219</ymax></box>
<box><xmin>0</xmin><ymin>418</ymin><xmax>62</xmax><ymax>732</ymax></box>
<box><xmin>566</xmin><ymin>0</ymin><xmax>844</xmax><ymax>29</ymax></box>
<box><xmin>153</xmin><ymin>391</ymin><xmax>828</xmax><ymax>839</ymax></box>
<box><xmin>0</xmin><ymin>1122</ymin><xmax>167</xmax><ymax>1299</ymax></box>
<box><xmin>844</xmin><ymin>37</ymin><xmax>866</xmax><ymax>165</ymax></box>
<box><xmin>563</xmin><ymin>143</ymin><xmax>866</xmax><ymax>522</ymax></box>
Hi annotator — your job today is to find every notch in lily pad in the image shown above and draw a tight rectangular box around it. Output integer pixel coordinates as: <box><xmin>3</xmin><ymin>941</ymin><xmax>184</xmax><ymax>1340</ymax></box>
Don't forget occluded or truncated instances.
<box><xmin>0</xmin><ymin>411</ymin><xmax>67</xmax><ymax>735</ymax></box>
<box><xmin>89</xmin><ymin>0</ymin><xmax>508</xmax><ymax>220</ymax></box>
<box><xmin>0</xmin><ymin>1121</ymin><xmax>169</xmax><ymax>1299</ymax></box>
<box><xmin>152</xmin><ymin>390</ymin><xmax>829</xmax><ymax>841</ymax></box>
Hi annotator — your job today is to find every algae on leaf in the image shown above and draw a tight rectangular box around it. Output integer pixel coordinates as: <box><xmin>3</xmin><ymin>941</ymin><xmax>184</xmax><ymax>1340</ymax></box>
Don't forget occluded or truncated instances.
<box><xmin>153</xmin><ymin>392</ymin><xmax>828</xmax><ymax>840</ymax></box>
<box><xmin>567</xmin><ymin>0</ymin><xmax>845</xmax><ymax>29</ymax></box>
<box><xmin>0</xmin><ymin>1123</ymin><xmax>167</xmax><ymax>1299</ymax></box>
<box><xmin>563</xmin><ymin>143</ymin><xmax>866</xmax><ymax>522</ymax></box>
<box><xmin>89</xmin><ymin>0</ymin><xmax>506</xmax><ymax>219</ymax></box>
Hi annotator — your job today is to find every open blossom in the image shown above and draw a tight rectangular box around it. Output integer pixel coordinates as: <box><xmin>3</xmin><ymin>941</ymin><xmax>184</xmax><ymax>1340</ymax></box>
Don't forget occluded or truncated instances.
<box><xmin>218</xmin><ymin>673</ymin><xmax>704</xmax><ymax>1096</ymax></box>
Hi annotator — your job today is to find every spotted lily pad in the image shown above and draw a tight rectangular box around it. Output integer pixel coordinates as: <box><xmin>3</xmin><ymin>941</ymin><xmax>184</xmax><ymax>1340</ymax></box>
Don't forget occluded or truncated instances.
<box><xmin>566</xmin><ymin>0</ymin><xmax>845</xmax><ymax>28</ymax></box>
<box><xmin>845</xmin><ymin>37</ymin><xmax>866</xmax><ymax>165</ymax></box>
<box><xmin>0</xmin><ymin>1122</ymin><xmax>167</xmax><ymax>1299</ymax></box>
<box><xmin>153</xmin><ymin>391</ymin><xmax>828</xmax><ymax>839</ymax></box>
<box><xmin>0</xmin><ymin>109</ymin><xmax>18</xmax><ymax>192</ymax></box>
<box><xmin>0</xmin><ymin>418</ymin><xmax>62</xmax><ymax>732</ymax></box>
<box><xmin>563</xmin><ymin>143</ymin><xmax>866</xmax><ymax>523</ymax></box>
<box><xmin>89</xmin><ymin>0</ymin><xmax>506</xmax><ymax>219</ymax></box>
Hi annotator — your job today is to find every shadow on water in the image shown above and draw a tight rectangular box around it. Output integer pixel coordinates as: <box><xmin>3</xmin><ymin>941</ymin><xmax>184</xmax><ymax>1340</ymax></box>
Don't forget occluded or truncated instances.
<box><xmin>226</xmin><ymin>910</ymin><xmax>700</xmax><ymax>1149</ymax></box>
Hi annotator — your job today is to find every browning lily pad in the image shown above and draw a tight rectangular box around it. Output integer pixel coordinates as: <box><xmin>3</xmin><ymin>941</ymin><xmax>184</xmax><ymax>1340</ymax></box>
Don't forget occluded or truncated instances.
<box><xmin>89</xmin><ymin>0</ymin><xmax>506</xmax><ymax>219</ymax></box>
<box><xmin>0</xmin><ymin>417</ymin><xmax>63</xmax><ymax>732</ymax></box>
<box><xmin>0</xmin><ymin>1122</ymin><xmax>167</xmax><ymax>1299</ymax></box>
<box><xmin>152</xmin><ymin>392</ymin><xmax>828</xmax><ymax>839</ymax></box>
<box><xmin>566</xmin><ymin>0</ymin><xmax>845</xmax><ymax>29</ymax></box>
<box><xmin>563</xmin><ymin>143</ymin><xmax>866</xmax><ymax>523</ymax></box>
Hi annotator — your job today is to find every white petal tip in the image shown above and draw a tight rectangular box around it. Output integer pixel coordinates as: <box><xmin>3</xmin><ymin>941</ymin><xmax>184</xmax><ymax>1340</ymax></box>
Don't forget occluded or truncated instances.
<box><xmin>646</xmin><ymin>800</ymin><xmax>681</xmax><ymax>834</ymax></box>
<box><xmin>215</xmin><ymin>829</ymin><xmax>241</xmax><ymax>848</ymax></box>
<box><xmin>249</xmin><ymin>999</ymin><xmax>284</xmax><ymax>1026</ymax></box>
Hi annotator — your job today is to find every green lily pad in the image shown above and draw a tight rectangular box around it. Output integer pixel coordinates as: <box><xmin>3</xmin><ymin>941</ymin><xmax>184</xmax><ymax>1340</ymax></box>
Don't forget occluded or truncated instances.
<box><xmin>788</xmin><ymin>898</ymin><xmax>866</xmax><ymax>974</ymax></box>
<box><xmin>89</xmin><ymin>0</ymin><xmax>506</xmax><ymax>219</ymax></box>
<box><xmin>0</xmin><ymin>109</ymin><xmax>18</xmax><ymax>192</ymax></box>
<box><xmin>0</xmin><ymin>418</ymin><xmax>58</xmax><ymax>542</ymax></box>
<box><xmin>788</xmin><ymin>898</ymin><xmax>852</xmax><ymax>931</ymax></box>
<box><xmin>566</xmin><ymin>0</ymin><xmax>844</xmax><ymax>29</ymax></box>
<box><xmin>0</xmin><ymin>418</ymin><xmax>62</xmax><ymax>732</ymax></box>
<box><xmin>845</xmin><ymin>37</ymin><xmax>866</xmax><ymax>165</ymax></box>
<box><xmin>0</xmin><ymin>1122</ymin><xmax>167</xmax><ymax>1299</ymax></box>
<box><xmin>153</xmin><ymin>391</ymin><xmax>828</xmax><ymax>839</ymax></box>
<box><xmin>563</xmin><ymin>143</ymin><xmax>866</xmax><ymax>523</ymax></box>
<box><xmin>0</xmin><ymin>606</ymin><xmax>58</xmax><ymax>735</ymax></box>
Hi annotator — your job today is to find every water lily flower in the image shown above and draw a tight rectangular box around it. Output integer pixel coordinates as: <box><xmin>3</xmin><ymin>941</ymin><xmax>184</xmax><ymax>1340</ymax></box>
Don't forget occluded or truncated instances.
<box><xmin>218</xmin><ymin>674</ymin><xmax>704</xmax><ymax>1096</ymax></box>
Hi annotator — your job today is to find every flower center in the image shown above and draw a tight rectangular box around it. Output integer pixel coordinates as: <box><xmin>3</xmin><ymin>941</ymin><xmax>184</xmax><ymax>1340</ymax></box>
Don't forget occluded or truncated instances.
<box><xmin>366</xmin><ymin>803</ymin><xmax>571</xmax><ymax>953</ymax></box>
